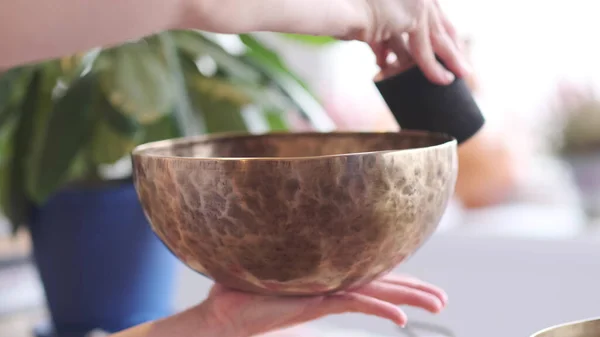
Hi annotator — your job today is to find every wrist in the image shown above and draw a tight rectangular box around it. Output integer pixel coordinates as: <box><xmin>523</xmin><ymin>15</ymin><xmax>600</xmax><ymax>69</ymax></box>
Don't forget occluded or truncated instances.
<box><xmin>191</xmin><ymin>301</ymin><xmax>238</xmax><ymax>337</ymax></box>
<box><xmin>176</xmin><ymin>0</ymin><xmax>259</xmax><ymax>33</ymax></box>
<box><xmin>253</xmin><ymin>0</ymin><xmax>368</xmax><ymax>37</ymax></box>
<box><xmin>178</xmin><ymin>0</ymin><xmax>368</xmax><ymax>38</ymax></box>
<box><xmin>129</xmin><ymin>301</ymin><xmax>237</xmax><ymax>337</ymax></box>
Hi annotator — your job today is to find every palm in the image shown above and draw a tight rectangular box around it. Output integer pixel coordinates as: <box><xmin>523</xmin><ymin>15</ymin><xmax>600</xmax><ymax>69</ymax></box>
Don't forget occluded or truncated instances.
<box><xmin>205</xmin><ymin>274</ymin><xmax>447</xmax><ymax>337</ymax></box>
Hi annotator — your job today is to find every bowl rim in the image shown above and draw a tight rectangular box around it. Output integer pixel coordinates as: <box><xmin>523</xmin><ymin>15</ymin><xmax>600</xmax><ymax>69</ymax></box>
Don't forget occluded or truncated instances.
<box><xmin>530</xmin><ymin>316</ymin><xmax>600</xmax><ymax>337</ymax></box>
<box><xmin>131</xmin><ymin>130</ymin><xmax>457</xmax><ymax>161</ymax></box>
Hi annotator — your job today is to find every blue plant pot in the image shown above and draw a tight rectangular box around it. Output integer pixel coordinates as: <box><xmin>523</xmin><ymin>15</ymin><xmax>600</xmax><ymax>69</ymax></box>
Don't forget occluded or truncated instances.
<box><xmin>29</xmin><ymin>182</ymin><xmax>179</xmax><ymax>337</ymax></box>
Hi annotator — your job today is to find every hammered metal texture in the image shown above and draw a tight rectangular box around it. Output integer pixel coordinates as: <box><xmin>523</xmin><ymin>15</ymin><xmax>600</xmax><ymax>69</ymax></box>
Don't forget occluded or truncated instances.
<box><xmin>132</xmin><ymin>132</ymin><xmax>457</xmax><ymax>295</ymax></box>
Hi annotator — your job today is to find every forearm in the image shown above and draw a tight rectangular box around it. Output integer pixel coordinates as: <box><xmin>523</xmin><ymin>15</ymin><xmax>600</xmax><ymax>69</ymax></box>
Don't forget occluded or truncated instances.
<box><xmin>191</xmin><ymin>0</ymin><xmax>366</xmax><ymax>38</ymax></box>
<box><xmin>110</xmin><ymin>302</ymin><xmax>229</xmax><ymax>337</ymax></box>
<box><xmin>0</xmin><ymin>0</ymin><xmax>187</xmax><ymax>68</ymax></box>
<box><xmin>0</xmin><ymin>0</ymin><xmax>364</xmax><ymax>68</ymax></box>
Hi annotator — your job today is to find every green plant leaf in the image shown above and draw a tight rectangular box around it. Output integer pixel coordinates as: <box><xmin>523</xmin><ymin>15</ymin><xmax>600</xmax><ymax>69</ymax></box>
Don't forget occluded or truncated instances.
<box><xmin>90</xmin><ymin>81</ymin><xmax>141</xmax><ymax>165</ymax></box>
<box><xmin>25</xmin><ymin>62</ymin><xmax>64</xmax><ymax>197</ymax></box>
<box><xmin>0</xmin><ymin>66</ymin><xmax>34</xmax><ymax>127</ymax></box>
<box><xmin>233</xmin><ymin>83</ymin><xmax>293</xmax><ymax>113</ymax></box>
<box><xmin>141</xmin><ymin>114</ymin><xmax>182</xmax><ymax>144</ymax></box>
<box><xmin>27</xmin><ymin>74</ymin><xmax>97</xmax><ymax>204</ymax></box>
<box><xmin>280</xmin><ymin>34</ymin><xmax>337</xmax><ymax>45</ymax></box>
<box><xmin>177</xmin><ymin>50</ymin><xmax>202</xmax><ymax>85</ymax></box>
<box><xmin>175</xmin><ymin>32</ymin><xmax>331</xmax><ymax>131</ymax></box>
<box><xmin>239</xmin><ymin>34</ymin><xmax>312</xmax><ymax>92</ymax></box>
<box><xmin>0</xmin><ymin>104</ymin><xmax>19</xmax><ymax>134</ymax></box>
<box><xmin>90</xmin><ymin>119</ymin><xmax>139</xmax><ymax>165</ymax></box>
<box><xmin>0</xmin><ymin>72</ymin><xmax>40</xmax><ymax>232</ymax></box>
<box><xmin>199</xmin><ymin>98</ymin><xmax>248</xmax><ymax>134</ymax></box>
<box><xmin>0</xmin><ymin>67</ymin><xmax>25</xmax><ymax>111</ymax></box>
<box><xmin>64</xmin><ymin>150</ymin><xmax>92</xmax><ymax>183</ymax></box>
<box><xmin>99</xmin><ymin>42</ymin><xmax>175</xmax><ymax>125</ymax></box>
<box><xmin>265</xmin><ymin>110</ymin><xmax>289</xmax><ymax>131</ymax></box>
<box><xmin>97</xmin><ymin>89</ymin><xmax>140</xmax><ymax>135</ymax></box>
<box><xmin>171</xmin><ymin>30</ymin><xmax>263</xmax><ymax>84</ymax></box>
<box><xmin>158</xmin><ymin>32</ymin><xmax>205</xmax><ymax>137</ymax></box>
<box><xmin>0</xmin><ymin>117</ymin><xmax>17</xmax><ymax>165</ymax></box>
<box><xmin>187</xmin><ymin>72</ymin><xmax>252</xmax><ymax>108</ymax></box>
<box><xmin>239</xmin><ymin>34</ymin><xmax>334</xmax><ymax>131</ymax></box>
<box><xmin>239</xmin><ymin>35</ymin><xmax>286</xmax><ymax>69</ymax></box>
<box><xmin>58</xmin><ymin>52</ymin><xmax>93</xmax><ymax>84</ymax></box>
<box><xmin>177</xmin><ymin>48</ymin><xmax>288</xmax><ymax>128</ymax></box>
<box><xmin>187</xmin><ymin>74</ymin><xmax>248</xmax><ymax>134</ymax></box>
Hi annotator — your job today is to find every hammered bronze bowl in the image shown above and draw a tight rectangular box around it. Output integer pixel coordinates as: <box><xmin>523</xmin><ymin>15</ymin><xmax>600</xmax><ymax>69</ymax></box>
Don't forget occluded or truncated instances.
<box><xmin>532</xmin><ymin>317</ymin><xmax>600</xmax><ymax>337</ymax></box>
<box><xmin>131</xmin><ymin>131</ymin><xmax>457</xmax><ymax>295</ymax></box>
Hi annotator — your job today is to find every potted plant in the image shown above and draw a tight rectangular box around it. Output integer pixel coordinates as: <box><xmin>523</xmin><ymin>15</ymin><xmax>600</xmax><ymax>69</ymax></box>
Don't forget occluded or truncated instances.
<box><xmin>550</xmin><ymin>80</ymin><xmax>600</xmax><ymax>218</ymax></box>
<box><xmin>0</xmin><ymin>30</ymin><xmax>334</xmax><ymax>337</ymax></box>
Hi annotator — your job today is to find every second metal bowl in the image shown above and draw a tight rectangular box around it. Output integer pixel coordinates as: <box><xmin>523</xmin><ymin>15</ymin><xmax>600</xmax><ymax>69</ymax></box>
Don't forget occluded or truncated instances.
<box><xmin>532</xmin><ymin>317</ymin><xmax>600</xmax><ymax>337</ymax></box>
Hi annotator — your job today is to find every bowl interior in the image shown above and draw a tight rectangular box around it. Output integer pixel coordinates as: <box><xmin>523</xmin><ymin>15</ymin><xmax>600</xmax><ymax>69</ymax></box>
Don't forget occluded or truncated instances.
<box><xmin>134</xmin><ymin>131</ymin><xmax>454</xmax><ymax>159</ymax></box>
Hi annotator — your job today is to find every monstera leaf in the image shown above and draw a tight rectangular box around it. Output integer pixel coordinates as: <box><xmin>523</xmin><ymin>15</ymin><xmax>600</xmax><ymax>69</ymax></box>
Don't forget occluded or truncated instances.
<box><xmin>0</xmin><ymin>67</ymin><xmax>34</xmax><ymax>128</ymax></box>
<box><xmin>0</xmin><ymin>71</ymin><xmax>40</xmax><ymax>231</ymax></box>
<box><xmin>171</xmin><ymin>30</ymin><xmax>263</xmax><ymax>85</ymax></box>
<box><xmin>188</xmin><ymin>77</ymin><xmax>249</xmax><ymax>134</ymax></box>
<box><xmin>90</xmin><ymin>83</ymin><xmax>141</xmax><ymax>165</ymax></box>
<box><xmin>239</xmin><ymin>34</ymin><xmax>312</xmax><ymax>93</ymax></box>
<box><xmin>27</xmin><ymin>74</ymin><xmax>97</xmax><ymax>204</ymax></box>
<box><xmin>0</xmin><ymin>29</ymin><xmax>328</xmax><ymax>233</ymax></box>
<box><xmin>239</xmin><ymin>34</ymin><xmax>334</xmax><ymax>131</ymax></box>
<box><xmin>98</xmin><ymin>88</ymin><xmax>140</xmax><ymax>136</ymax></box>
<box><xmin>99</xmin><ymin>42</ymin><xmax>175</xmax><ymax>125</ymax></box>
<box><xmin>265</xmin><ymin>110</ymin><xmax>289</xmax><ymax>131</ymax></box>
<box><xmin>58</xmin><ymin>50</ymin><xmax>100</xmax><ymax>84</ymax></box>
<box><xmin>141</xmin><ymin>114</ymin><xmax>182</xmax><ymax>144</ymax></box>
<box><xmin>90</xmin><ymin>118</ymin><xmax>139</xmax><ymax>165</ymax></box>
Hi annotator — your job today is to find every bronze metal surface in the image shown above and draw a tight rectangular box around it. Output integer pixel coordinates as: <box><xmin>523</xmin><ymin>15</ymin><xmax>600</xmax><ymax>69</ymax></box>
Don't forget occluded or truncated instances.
<box><xmin>532</xmin><ymin>318</ymin><xmax>600</xmax><ymax>337</ymax></box>
<box><xmin>131</xmin><ymin>131</ymin><xmax>457</xmax><ymax>295</ymax></box>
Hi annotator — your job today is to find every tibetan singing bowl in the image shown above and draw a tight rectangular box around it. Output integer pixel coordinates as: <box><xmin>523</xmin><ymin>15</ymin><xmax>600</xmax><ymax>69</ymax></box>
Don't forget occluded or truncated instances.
<box><xmin>532</xmin><ymin>317</ymin><xmax>600</xmax><ymax>337</ymax></box>
<box><xmin>131</xmin><ymin>131</ymin><xmax>457</xmax><ymax>295</ymax></box>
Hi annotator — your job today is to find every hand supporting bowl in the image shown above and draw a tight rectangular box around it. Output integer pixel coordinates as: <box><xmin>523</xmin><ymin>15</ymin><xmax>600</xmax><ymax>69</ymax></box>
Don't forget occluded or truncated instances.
<box><xmin>131</xmin><ymin>131</ymin><xmax>457</xmax><ymax>296</ymax></box>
